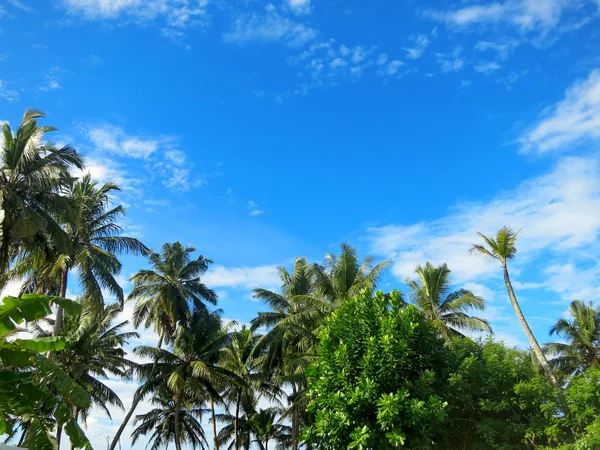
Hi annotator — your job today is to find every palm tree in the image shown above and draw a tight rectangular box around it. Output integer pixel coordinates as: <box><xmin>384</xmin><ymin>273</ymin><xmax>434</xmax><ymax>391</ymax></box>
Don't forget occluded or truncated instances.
<box><xmin>311</xmin><ymin>242</ymin><xmax>391</xmax><ymax>306</ymax></box>
<box><xmin>221</xmin><ymin>326</ymin><xmax>281</xmax><ymax>450</ymax></box>
<box><xmin>544</xmin><ymin>300</ymin><xmax>600</xmax><ymax>376</ymax></box>
<box><xmin>109</xmin><ymin>242</ymin><xmax>217</xmax><ymax>450</ymax></box>
<box><xmin>132</xmin><ymin>388</ymin><xmax>210</xmax><ymax>450</ymax></box>
<box><xmin>12</xmin><ymin>174</ymin><xmax>147</xmax><ymax>335</ymax></box>
<box><xmin>405</xmin><ymin>262</ymin><xmax>492</xmax><ymax>340</ymax></box>
<box><xmin>470</xmin><ymin>226</ymin><xmax>560</xmax><ymax>387</ymax></box>
<box><xmin>130</xmin><ymin>310</ymin><xmax>238</xmax><ymax>450</ymax></box>
<box><xmin>0</xmin><ymin>109</ymin><xmax>84</xmax><ymax>275</ymax></box>
<box><xmin>131</xmin><ymin>241</ymin><xmax>217</xmax><ymax>347</ymax></box>
<box><xmin>252</xmin><ymin>257</ymin><xmax>325</xmax><ymax>450</ymax></box>
<box><xmin>31</xmin><ymin>299</ymin><xmax>139</xmax><ymax>448</ymax></box>
<box><xmin>249</xmin><ymin>407</ymin><xmax>291</xmax><ymax>450</ymax></box>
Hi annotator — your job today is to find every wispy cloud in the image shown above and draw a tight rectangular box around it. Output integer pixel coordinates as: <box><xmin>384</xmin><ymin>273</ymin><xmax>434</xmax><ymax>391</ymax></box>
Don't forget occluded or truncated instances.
<box><xmin>247</xmin><ymin>200</ymin><xmax>264</xmax><ymax>216</ymax></box>
<box><xmin>0</xmin><ymin>80</ymin><xmax>19</xmax><ymax>102</ymax></box>
<box><xmin>203</xmin><ymin>264</ymin><xmax>280</xmax><ymax>291</ymax></box>
<box><xmin>5</xmin><ymin>0</ymin><xmax>37</xmax><ymax>13</ymax></box>
<box><xmin>520</xmin><ymin>69</ymin><xmax>600</xmax><ymax>154</ymax></box>
<box><xmin>86</xmin><ymin>125</ymin><xmax>160</xmax><ymax>159</ymax></box>
<box><xmin>404</xmin><ymin>29</ymin><xmax>436</xmax><ymax>60</ymax></box>
<box><xmin>474</xmin><ymin>61</ymin><xmax>502</xmax><ymax>75</ymax></box>
<box><xmin>287</xmin><ymin>0</ymin><xmax>312</xmax><ymax>15</ymax></box>
<box><xmin>437</xmin><ymin>47</ymin><xmax>464</xmax><ymax>73</ymax></box>
<box><xmin>223</xmin><ymin>6</ymin><xmax>317</xmax><ymax>47</ymax></box>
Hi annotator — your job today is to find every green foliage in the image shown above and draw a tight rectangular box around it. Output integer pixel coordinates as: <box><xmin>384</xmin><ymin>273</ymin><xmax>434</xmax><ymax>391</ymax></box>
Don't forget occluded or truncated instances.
<box><xmin>0</xmin><ymin>294</ymin><xmax>91</xmax><ymax>449</ymax></box>
<box><xmin>304</xmin><ymin>289</ymin><xmax>449</xmax><ymax>449</ymax></box>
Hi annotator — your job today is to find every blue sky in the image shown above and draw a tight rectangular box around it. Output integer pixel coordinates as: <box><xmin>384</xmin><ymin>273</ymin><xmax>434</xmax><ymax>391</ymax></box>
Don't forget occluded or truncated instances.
<box><xmin>2</xmin><ymin>0</ymin><xmax>600</xmax><ymax>448</ymax></box>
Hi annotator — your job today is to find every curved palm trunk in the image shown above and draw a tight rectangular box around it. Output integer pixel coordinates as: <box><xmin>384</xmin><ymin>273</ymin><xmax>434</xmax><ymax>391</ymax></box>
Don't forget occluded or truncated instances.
<box><xmin>108</xmin><ymin>333</ymin><xmax>163</xmax><ymax>450</ymax></box>
<box><xmin>503</xmin><ymin>266</ymin><xmax>559</xmax><ymax>387</ymax></box>
<box><xmin>211</xmin><ymin>396</ymin><xmax>219</xmax><ymax>450</ymax></box>
<box><xmin>174</xmin><ymin>397</ymin><xmax>183</xmax><ymax>450</ymax></box>
<box><xmin>53</xmin><ymin>269</ymin><xmax>69</xmax><ymax>336</ymax></box>
<box><xmin>70</xmin><ymin>406</ymin><xmax>80</xmax><ymax>450</ymax></box>
<box><xmin>56</xmin><ymin>424</ymin><xmax>63</xmax><ymax>449</ymax></box>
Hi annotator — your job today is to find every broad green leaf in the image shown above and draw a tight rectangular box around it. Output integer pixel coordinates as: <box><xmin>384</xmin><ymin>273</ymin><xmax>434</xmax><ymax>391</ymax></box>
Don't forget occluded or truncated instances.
<box><xmin>14</xmin><ymin>336</ymin><xmax>68</xmax><ymax>353</ymax></box>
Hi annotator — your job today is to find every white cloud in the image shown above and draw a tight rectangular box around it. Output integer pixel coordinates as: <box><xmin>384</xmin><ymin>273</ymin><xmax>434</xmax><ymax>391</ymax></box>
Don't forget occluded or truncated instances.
<box><xmin>247</xmin><ymin>200</ymin><xmax>264</xmax><ymax>216</ymax></box>
<box><xmin>367</xmin><ymin>156</ymin><xmax>600</xmax><ymax>290</ymax></box>
<box><xmin>428</xmin><ymin>0</ymin><xmax>571</xmax><ymax>33</ymax></box>
<box><xmin>5</xmin><ymin>0</ymin><xmax>37</xmax><ymax>13</ymax></box>
<box><xmin>437</xmin><ymin>47</ymin><xmax>464</xmax><ymax>73</ymax></box>
<box><xmin>475</xmin><ymin>40</ymin><xmax>519</xmax><ymax>60</ymax></box>
<box><xmin>223</xmin><ymin>8</ymin><xmax>317</xmax><ymax>47</ymax></box>
<box><xmin>404</xmin><ymin>33</ymin><xmax>431</xmax><ymax>60</ymax></box>
<box><xmin>474</xmin><ymin>60</ymin><xmax>502</xmax><ymax>75</ymax></box>
<box><xmin>87</xmin><ymin>125</ymin><xmax>159</xmax><ymax>158</ymax></box>
<box><xmin>203</xmin><ymin>264</ymin><xmax>280</xmax><ymax>291</ymax></box>
<box><xmin>0</xmin><ymin>80</ymin><xmax>19</xmax><ymax>102</ymax></box>
<box><xmin>521</xmin><ymin>69</ymin><xmax>600</xmax><ymax>154</ymax></box>
<box><xmin>287</xmin><ymin>0</ymin><xmax>311</xmax><ymax>15</ymax></box>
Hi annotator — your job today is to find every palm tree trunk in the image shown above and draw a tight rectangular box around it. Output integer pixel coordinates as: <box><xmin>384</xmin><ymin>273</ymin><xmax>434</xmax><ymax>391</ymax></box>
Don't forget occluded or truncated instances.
<box><xmin>53</xmin><ymin>268</ymin><xmax>69</xmax><ymax>336</ymax></box>
<box><xmin>56</xmin><ymin>423</ymin><xmax>63</xmax><ymax>449</ymax></box>
<box><xmin>108</xmin><ymin>332</ymin><xmax>164</xmax><ymax>450</ymax></box>
<box><xmin>211</xmin><ymin>396</ymin><xmax>219</xmax><ymax>450</ymax></box>
<box><xmin>174</xmin><ymin>397</ymin><xmax>183</xmax><ymax>450</ymax></box>
<box><xmin>291</xmin><ymin>384</ymin><xmax>299</xmax><ymax>450</ymax></box>
<box><xmin>70</xmin><ymin>406</ymin><xmax>80</xmax><ymax>450</ymax></box>
<box><xmin>503</xmin><ymin>266</ymin><xmax>560</xmax><ymax>387</ymax></box>
<box><xmin>234</xmin><ymin>390</ymin><xmax>241</xmax><ymax>450</ymax></box>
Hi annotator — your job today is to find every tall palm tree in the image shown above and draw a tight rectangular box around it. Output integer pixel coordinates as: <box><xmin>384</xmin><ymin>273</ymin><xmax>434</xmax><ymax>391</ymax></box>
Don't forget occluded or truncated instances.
<box><xmin>132</xmin><ymin>388</ymin><xmax>210</xmax><ymax>450</ymax></box>
<box><xmin>470</xmin><ymin>226</ymin><xmax>560</xmax><ymax>387</ymax></box>
<box><xmin>252</xmin><ymin>257</ymin><xmax>325</xmax><ymax>450</ymax></box>
<box><xmin>109</xmin><ymin>242</ymin><xmax>217</xmax><ymax>450</ymax></box>
<box><xmin>405</xmin><ymin>262</ymin><xmax>492</xmax><ymax>340</ymax></box>
<box><xmin>131</xmin><ymin>310</ymin><xmax>238</xmax><ymax>450</ymax></box>
<box><xmin>311</xmin><ymin>243</ymin><xmax>391</xmax><ymax>306</ymax></box>
<box><xmin>221</xmin><ymin>326</ymin><xmax>281</xmax><ymax>450</ymax></box>
<box><xmin>12</xmin><ymin>174</ymin><xmax>147</xmax><ymax>335</ymax></box>
<box><xmin>0</xmin><ymin>109</ymin><xmax>84</xmax><ymax>275</ymax></box>
<box><xmin>544</xmin><ymin>300</ymin><xmax>600</xmax><ymax>376</ymax></box>
<box><xmin>131</xmin><ymin>241</ymin><xmax>217</xmax><ymax>347</ymax></box>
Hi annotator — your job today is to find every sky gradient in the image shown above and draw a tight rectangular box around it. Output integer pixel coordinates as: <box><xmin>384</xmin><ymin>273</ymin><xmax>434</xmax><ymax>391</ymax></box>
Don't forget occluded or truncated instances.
<box><xmin>2</xmin><ymin>0</ymin><xmax>600</xmax><ymax>448</ymax></box>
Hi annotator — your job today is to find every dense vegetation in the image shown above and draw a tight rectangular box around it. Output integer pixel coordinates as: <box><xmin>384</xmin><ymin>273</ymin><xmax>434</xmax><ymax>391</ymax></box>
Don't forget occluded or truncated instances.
<box><xmin>1</xmin><ymin>110</ymin><xmax>599</xmax><ymax>449</ymax></box>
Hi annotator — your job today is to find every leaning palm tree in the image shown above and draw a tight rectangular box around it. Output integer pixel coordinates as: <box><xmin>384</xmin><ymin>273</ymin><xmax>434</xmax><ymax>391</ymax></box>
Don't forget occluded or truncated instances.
<box><xmin>12</xmin><ymin>174</ymin><xmax>147</xmax><ymax>334</ymax></box>
<box><xmin>132</xmin><ymin>388</ymin><xmax>210</xmax><ymax>450</ymax></box>
<box><xmin>544</xmin><ymin>300</ymin><xmax>600</xmax><ymax>377</ymax></box>
<box><xmin>0</xmin><ymin>109</ymin><xmax>84</xmax><ymax>275</ymax></box>
<box><xmin>252</xmin><ymin>257</ymin><xmax>325</xmax><ymax>450</ymax></box>
<box><xmin>311</xmin><ymin>243</ymin><xmax>391</xmax><ymax>306</ymax></box>
<box><xmin>470</xmin><ymin>226</ymin><xmax>560</xmax><ymax>387</ymax></box>
<box><xmin>405</xmin><ymin>262</ymin><xmax>492</xmax><ymax>340</ymax></box>
<box><xmin>131</xmin><ymin>310</ymin><xmax>238</xmax><ymax>450</ymax></box>
<box><xmin>109</xmin><ymin>242</ymin><xmax>217</xmax><ymax>450</ymax></box>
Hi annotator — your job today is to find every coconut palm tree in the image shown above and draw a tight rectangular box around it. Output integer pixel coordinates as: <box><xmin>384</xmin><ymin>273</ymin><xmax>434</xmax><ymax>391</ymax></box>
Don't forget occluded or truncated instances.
<box><xmin>0</xmin><ymin>109</ymin><xmax>84</xmax><ymax>275</ymax></box>
<box><xmin>405</xmin><ymin>262</ymin><xmax>492</xmax><ymax>340</ymax></box>
<box><xmin>109</xmin><ymin>242</ymin><xmax>217</xmax><ymax>450</ymax></box>
<box><xmin>252</xmin><ymin>257</ymin><xmax>325</xmax><ymax>450</ymax></box>
<box><xmin>130</xmin><ymin>310</ymin><xmax>238</xmax><ymax>450</ymax></box>
<box><xmin>544</xmin><ymin>300</ymin><xmax>600</xmax><ymax>377</ymax></box>
<box><xmin>470</xmin><ymin>226</ymin><xmax>559</xmax><ymax>387</ymax></box>
<box><xmin>131</xmin><ymin>241</ymin><xmax>217</xmax><ymax>347</ymax></box>
<box><xmin>11</xmin><ymin>174</ymin><xmax>147</xmax><ymax>334</ymax></box>
<box><xmin>249</xmin><ymin>407</ymin><xmax>291</xmax><ymax>450</ymax></box>
<box><xmin>311</xmin><ymin>243</ymin><xmax>391</xmax><ymax>306</ymax></box>
<box><xmin>221</xmin><ymin>326</ymin><xmax>282</xmax><ymax>450</ymax></box>
<box><xmin>131</xmin><ymin>388</ymin><xmax>210</xmax><ymax>450</ymax></box>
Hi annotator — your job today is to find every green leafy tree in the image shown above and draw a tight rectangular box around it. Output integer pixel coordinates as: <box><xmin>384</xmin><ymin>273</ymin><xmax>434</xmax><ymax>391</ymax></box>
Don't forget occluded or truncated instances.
<box><xmin>0</xmin><ymin>294</ymin><xmax>90</xmax><ymax>450</ymax></box>
<box><xmin>470</xmin><ymin>227</ymin><xmax>560</xmax><ymax>387</ymax></box>
<box><xmin>109</xmin><ymin>241</ymin><xmax>217</xmax><ymax>450</ymax></box>
<box><xmin>132</xmin><ymin>388</ymin><xmax>210</xmax><ymax>450</ymax></box>
<box><xmin>544</xmin><ymin>300</ymin><xmax>600</xmax><ymax>377</ymax></box>
<box><xmin>405</xmin><ymin>262</ymin><xmax>492</xmax><ymax>340</ymax></box>
<box><xmin>304</xmin><ymin>290</ymin><xmax>449</xmax><ymax>449</ymax></box>
<box><xmin>0</xmin><ymin>110</ymin><xmax>83</xmax><ymax>275</ymax></box>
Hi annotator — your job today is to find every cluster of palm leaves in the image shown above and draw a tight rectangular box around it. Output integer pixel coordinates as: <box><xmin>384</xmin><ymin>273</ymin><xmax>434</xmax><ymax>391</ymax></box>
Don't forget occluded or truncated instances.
<box><xmin>2</xmin><ymin>110</ymin><xmax>599</xmax><ymax>449</ymax></box>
